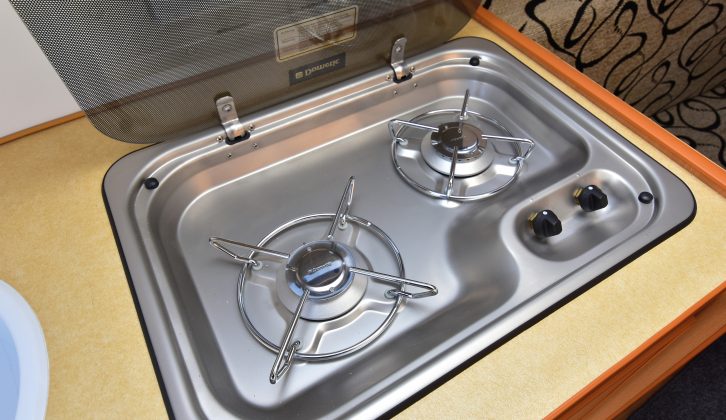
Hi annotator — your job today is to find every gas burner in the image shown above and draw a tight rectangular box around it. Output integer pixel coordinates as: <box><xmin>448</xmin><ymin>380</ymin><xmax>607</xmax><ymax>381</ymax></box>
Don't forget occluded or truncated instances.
<box><xmin>423</xmin><ymin>117</ymin><xmax>492</xmax><ymax>177</ymax></box>
<box><xmin>389</xmin><ymin>89</ymin><xmax>536</xmax><ymax>201</ymax></box>
<box><xmin>209</xmin><ymin>177</ymin><xmax>437</xmax><ymax>384</ymax></box>
<box><xmin>285</xmin><ymin>240</ymin><xmax>356</xmax><ymax>299</ymax></box>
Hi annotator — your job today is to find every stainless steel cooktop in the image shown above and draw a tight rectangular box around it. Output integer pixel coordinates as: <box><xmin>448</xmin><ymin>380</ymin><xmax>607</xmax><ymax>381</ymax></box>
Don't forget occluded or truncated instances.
<box><xmin>103</xmin><ymin>38</ymin><xmax>695</xmax><ymax>419</ymax></box>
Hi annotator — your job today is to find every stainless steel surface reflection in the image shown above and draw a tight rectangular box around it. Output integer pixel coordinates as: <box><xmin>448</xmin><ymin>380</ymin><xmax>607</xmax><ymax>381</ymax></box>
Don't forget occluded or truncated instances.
<box><xmin>103</xmin><ymin>38</ymin><xmax>695</xmax><ymax>419</ymax></box>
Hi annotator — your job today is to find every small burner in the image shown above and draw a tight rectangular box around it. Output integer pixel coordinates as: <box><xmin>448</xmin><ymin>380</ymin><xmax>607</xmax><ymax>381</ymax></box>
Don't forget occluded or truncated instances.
<box><xmin>432</xmin><ymin>122</ymin><xmax>483</xmax><ymax>157</ymax></box>
<box><xmin>422</xmin><ymin>120</ymin><xmax>495</xmax><ymax>177</ymax></box>
<box><xmin>389</xmin><ymin>89</ymin><xmax>536</xmax><ymax>201</ymax></box>
<box><xmin>286</xmin><ymin>240</ymin><xmax>355</xmax><ymax>299</ymax></box>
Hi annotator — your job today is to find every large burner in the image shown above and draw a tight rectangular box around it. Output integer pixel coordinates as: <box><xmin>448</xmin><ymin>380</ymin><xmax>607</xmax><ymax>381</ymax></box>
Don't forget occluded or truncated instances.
<box><xmin>209</xmin><ymin>177</ymin><xmax>437</xmax><ymax>384</ymax></box>
<box><xmin>389</xmin><ymin>89</ymin><xmax>536</xmax><ymax>201</ymax></box>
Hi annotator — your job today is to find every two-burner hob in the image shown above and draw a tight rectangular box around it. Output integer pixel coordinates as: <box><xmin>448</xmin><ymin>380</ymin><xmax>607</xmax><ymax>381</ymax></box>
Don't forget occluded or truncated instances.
<box><xmin>207</xmin><ymin>90</ymin><xmax>537</xmax><ymax>384</ymax></box>
<box><xmin>209</xmin><ymin>177</ymin><xmax>437</xmax><ymax>384</ymax></box>
<box><xmin>104</xmin><ymin>37</ymin><xmax>696</xmax><ymax>418</ymax></box>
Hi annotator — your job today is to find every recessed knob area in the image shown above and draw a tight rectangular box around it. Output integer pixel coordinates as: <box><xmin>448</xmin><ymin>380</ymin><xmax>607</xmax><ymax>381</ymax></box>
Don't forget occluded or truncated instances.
<box><xmin>574</xmin><ymin>185</ymin><xmax>608</xmax><ymax>212</ymax></box>
<box><xmin>516</xmin><ymin>172</ymin><xmax>645</xmax><ymax>261</ymax></box>
<box><xmin>529</xmin><ymin>210</ymin><xmax>562</xmax><ymax>239</ymax></box>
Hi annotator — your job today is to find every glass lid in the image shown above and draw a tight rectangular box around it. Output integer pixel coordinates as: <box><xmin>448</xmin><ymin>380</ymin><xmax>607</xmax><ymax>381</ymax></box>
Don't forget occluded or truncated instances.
<box><xmin>11</xmin><ymin>0</ymin><xmax>480</xmax><ymax>143</ymax></box>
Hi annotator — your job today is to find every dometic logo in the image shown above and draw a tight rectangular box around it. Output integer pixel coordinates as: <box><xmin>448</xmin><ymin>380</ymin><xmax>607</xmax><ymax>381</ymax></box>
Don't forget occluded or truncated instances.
<box><xmin>289</xmin><ymin>53</ymin><xmax>346</xmax><ymax>85</ymax></box>
<box><xmin>305</xmin><ymin>58</ymin><xmax>340</xmax><ymax>76</ymax></box>
<box><xmin>297</xmin><ymin>58</ymin><xmax>341</xmax><ymax>79</ymax></box>
<box><xmin>306</xmin><ymin>261</ymin><xmax>333</xmax><ymax>275</ymax></box>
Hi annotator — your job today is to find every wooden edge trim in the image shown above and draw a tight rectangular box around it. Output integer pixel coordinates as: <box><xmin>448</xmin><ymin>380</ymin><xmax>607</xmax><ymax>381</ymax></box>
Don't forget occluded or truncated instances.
<box><xmin>545</xmin><ymin>280</ymin><xmax>726</xmax><ymax>419</ymax></box>
<box><xmin>473</xmin><ymin>8</ymin><xmax>726</xmax><ymax>197</ymax></box>
<box><xmin>0</xmin><ymin>111</ymin><xmax>84</xmax><ymax>145</ymax></box>
<box><xmin>618</xmin><ymin>324</ymin><xmax>726</xmax><ymax>418</ymax></box>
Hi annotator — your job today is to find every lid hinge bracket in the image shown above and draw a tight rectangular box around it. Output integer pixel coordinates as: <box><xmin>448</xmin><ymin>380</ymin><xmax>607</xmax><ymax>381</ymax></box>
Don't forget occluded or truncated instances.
<box><xmin>216</xmin><ymin>95</ymin><xmax>250</xmax><ymax>144</ymax></box>
<box><xmin>390</xmin><ymin>37</ymin><xmax>412</xmax><ymax>83</ymax></box>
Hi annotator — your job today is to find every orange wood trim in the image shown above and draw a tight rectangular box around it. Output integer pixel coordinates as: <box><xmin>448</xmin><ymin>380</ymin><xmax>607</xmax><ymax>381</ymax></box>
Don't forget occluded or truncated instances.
<box><xmin>0</xmin><ymin>111</ymin><xmax>84</xmax><ymax>145</ymax></box>
<box><xmin>618</xmin><ymin>326</ymin><xmax>726</xmax><ymax>418</ymax></box>
<box><xmin>474</xmin><ymin>8</ymin><xmax>726</xmax><ymax>196</ymax></box>
<box><xmin>545</xmin><ymin>280</ymin><xmax>726</xmax><ymax>419</ymax></box>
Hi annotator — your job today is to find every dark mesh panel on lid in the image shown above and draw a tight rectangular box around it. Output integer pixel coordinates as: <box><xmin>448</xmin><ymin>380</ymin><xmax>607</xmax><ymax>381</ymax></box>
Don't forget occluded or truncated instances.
<box><xmin>10</xmin><ymin>1</ymin><xmax>480</xmax><ymax>143</ymax></box>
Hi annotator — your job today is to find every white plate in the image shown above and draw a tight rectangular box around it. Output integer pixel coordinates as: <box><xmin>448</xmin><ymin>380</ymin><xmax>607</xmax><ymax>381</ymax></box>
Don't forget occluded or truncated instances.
<box><xmin>0</xmin><ymin>280</ymin><xmax>48</xmax><ymax>420</ymax></box>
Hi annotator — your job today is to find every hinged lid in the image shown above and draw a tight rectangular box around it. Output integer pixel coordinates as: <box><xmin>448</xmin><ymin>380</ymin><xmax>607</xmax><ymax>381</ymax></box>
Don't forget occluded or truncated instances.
<box><xmin>215</xmin><ymin>95</ymin><xmax>250</xmax><ymax>144</ymax></box>
<box><xmin>390</xmin><ymin>37</ymin><xmax>413</xmax><ymax>83</ymax></box>
<box><xmin>10</xmin><ymin>1</ymin><xmax>480</xmax><ymax>143</ymax></box>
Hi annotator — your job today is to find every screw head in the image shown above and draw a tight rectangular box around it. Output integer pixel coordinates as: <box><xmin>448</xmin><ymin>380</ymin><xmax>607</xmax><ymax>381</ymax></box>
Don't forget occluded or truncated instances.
<box><xmin>227</xmin><ymin>153</ymin><xmax>232</xmax><ymax>159</ymax></box>
<box><xmin>252</xmin><ymin>143</ymin><xmax>259</xmax><ymax>149</ymax></box>
<box><xmin>222</xmin><ymin>104</ymin><xmax>232</xmax><ymax>112</ymax></box>
<box><xmin>409</xmin><ymin>65</ymin><xmax>415</xmax><ymax>72</ymax></box>
<box><xmin>386</xmin><ymin>74</ymin><xmax>391</xmax><ymax>80</ymax></box>
<box><xmin>216</xmin><ymin>135</ymin><xmax>224</xmax><ymax>142</ymax></box>
<box><xmin>248</xmin><ymin>124</ymin><xmax>255</xmax><ymax>131</ymax></box>
<box><xmin>638</xmin><ymin>191</ymin><xmax>654</xmax><ymax>204</ymax></box>
<box><xmin>395</xmin><ymin>46</ymin><xmax>402</xmax><ymax>53</ymax></box>
<box><xmin>413</xmin><ymin>83</ymin><xmax>418</xmax><ymax>88</ymax></box>
<box><xmin>143</xmin><ymin>178</ymin><xmax>159</xmax><ymax>190</ymax></box>
<box><xmin>393</xmin><ymin>90</ymin><xmax>398</xmax><ymax>95</ymax></box>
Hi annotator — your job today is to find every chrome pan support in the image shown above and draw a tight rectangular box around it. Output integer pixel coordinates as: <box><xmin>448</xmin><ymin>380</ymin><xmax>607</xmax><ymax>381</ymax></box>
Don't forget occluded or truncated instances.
<box><xmin>390</xmin><ymin>89</ymin><xmax>535</xmax><ymax>201</ymax></box>
<box><xmin>209</xmin><ymin>177</ymin><xmax>437</xmax><ymax>384</ymax></box>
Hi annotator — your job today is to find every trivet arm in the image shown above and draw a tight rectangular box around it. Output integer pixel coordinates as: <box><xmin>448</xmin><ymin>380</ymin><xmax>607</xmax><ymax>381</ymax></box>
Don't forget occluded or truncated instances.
<box><xmin>209</xmin><ymin>237</ymin><xmax>290</xmax><ymax>266</ymax></box>
<box><xmin>270</xmin><ymin>289</ymin><xmax>310</xmax><ymax>384</ymax></box>
<box><xmin>349</xmin><ymin>267</ymin><xmax>438</xmax><ymax>299</ymax></box>
<box><xmin>327</xmin><ymin>177</ymin><xmax>355</xmax><ymax>240</ymax></box>
<box><xmin>445</xmin><ymin>146</ymin><xmax>458</xmax><ymax>198</ymax></box>
<box><xmin>482</xmin><ymin>134</ymin><xmax>535</xmax><ymax>161</ymax></box>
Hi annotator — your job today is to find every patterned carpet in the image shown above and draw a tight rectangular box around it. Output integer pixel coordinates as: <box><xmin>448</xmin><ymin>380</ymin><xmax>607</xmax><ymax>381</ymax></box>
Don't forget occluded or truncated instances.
<box><xmin>483</xmin><ymin>1</ymin><xmax>726</xmax><ymax>169</ymax></box>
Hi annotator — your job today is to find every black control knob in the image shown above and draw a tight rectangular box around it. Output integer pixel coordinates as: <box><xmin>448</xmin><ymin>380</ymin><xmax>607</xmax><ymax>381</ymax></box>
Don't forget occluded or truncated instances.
<box><xmin>529</xmin><ymin>210</ymin><xmax>562</xmax><ymax>239</ymax></box>
<box><xmin>574</xmin><ymin>185</ymin><xmax>608</xmax><ymax>212</ymax></box>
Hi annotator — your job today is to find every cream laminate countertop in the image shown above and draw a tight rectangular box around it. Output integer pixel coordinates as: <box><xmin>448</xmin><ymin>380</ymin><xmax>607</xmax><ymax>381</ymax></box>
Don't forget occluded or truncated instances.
<box><xmin>0</xmin><ymin>19</ymin><xmax>724</xmax><ymax>420</ymax></box>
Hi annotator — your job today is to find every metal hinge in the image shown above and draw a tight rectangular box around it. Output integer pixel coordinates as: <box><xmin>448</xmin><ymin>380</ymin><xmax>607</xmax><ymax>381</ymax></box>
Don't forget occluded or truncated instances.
<box><xmin>390</xmin><ymin>37</ymin><xmax>412</xmax><ymax>83</ymax></box>
<box><xmin>216</xmin><ymin>95</ymin><xmax>250</xmax><ymax>144</ymax></box>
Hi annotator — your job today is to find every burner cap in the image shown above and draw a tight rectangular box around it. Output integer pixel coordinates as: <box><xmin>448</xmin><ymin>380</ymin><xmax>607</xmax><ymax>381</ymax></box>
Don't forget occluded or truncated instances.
<box><xmin>431</xmin><ymin>121</ymin><xmax>485</xmax><ymax>159</ymax></box>
<box><xmin>286</xmin><ymin>241</ymin><xmax>355</xmax><ymax>299</ymax></box>
<box><xmin>421</xmin><ymin>120</ymin><xmax>495</xmax><ymax>177</ymax></box>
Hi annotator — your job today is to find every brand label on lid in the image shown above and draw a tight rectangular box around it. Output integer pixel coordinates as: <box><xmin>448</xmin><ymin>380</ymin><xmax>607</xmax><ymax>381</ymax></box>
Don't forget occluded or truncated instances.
<box><xmin>289</xmin><ymin>53</ymin><xmax>346</xmax><ymax>85</ymax></box>
<box><xmin>274</xmin><ymin>6</ymin><xmax>358</xmax><ymax>62</ymax></box>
